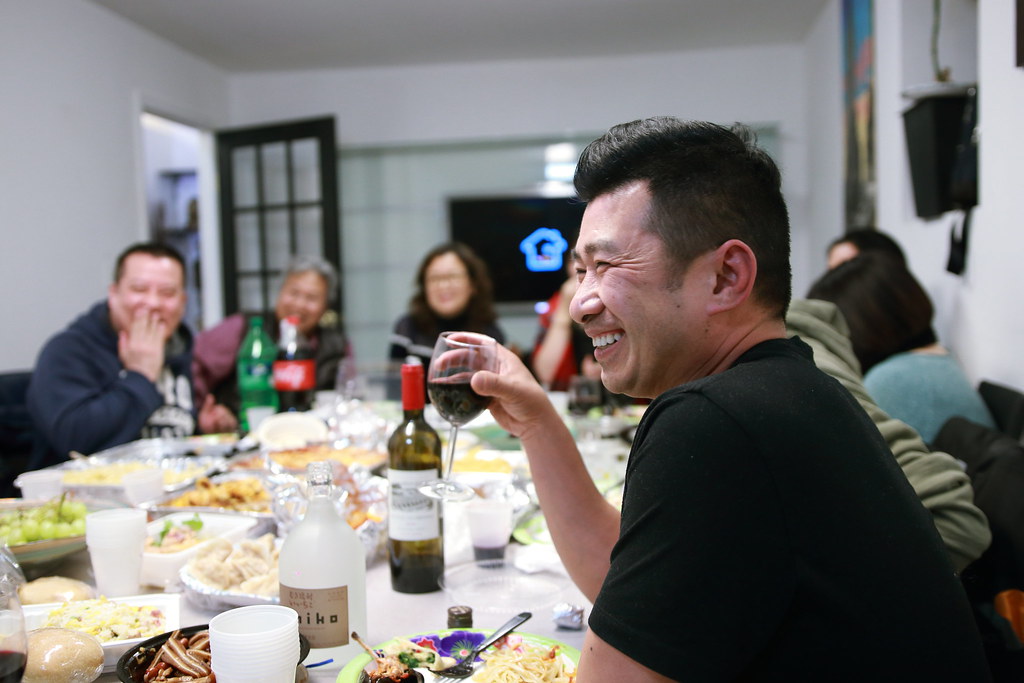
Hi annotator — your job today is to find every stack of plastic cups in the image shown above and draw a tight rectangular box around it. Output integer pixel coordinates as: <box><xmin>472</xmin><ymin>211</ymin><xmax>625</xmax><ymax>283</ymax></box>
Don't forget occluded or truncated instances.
<box><xmin>209</xmin><ymin>605</ymin><xmax>301</xmax><ymax>682</ymax></box>
<box><xmin>85</xmin><ymin>508</ymin><xmax>147</xmax><ymax>597</ymax></box>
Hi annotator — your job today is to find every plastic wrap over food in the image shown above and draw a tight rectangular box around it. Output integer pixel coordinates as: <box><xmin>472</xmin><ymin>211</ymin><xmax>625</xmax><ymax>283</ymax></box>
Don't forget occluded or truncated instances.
<box><xmin>325</xmin><ymin>399</ymin><xmax>392</xmax><ymax>452</ymax></box>
<box><xmin>272</xmin><ymin>465</ymin><xmax>387</xmax><ymax>562</ymax></box>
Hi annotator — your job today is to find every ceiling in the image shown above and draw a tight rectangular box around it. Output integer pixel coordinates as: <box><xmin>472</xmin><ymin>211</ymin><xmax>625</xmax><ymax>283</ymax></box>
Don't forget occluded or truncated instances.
<box><xmin>88</xmin><ymin>0</ymin><xmax>829</xmax><ymax>73</ymax></box>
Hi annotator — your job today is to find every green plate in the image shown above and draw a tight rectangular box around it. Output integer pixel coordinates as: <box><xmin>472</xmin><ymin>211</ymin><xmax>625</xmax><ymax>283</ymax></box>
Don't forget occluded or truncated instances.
<box><xmin>336</xmin><ymin>629</ymin><xmax>579</xmax><ymax>682</ymax></box>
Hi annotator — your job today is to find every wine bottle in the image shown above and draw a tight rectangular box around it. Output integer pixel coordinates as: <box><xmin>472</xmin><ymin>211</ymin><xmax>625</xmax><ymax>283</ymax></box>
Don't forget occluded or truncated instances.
<box><xmin>387</xmin><ymin>360</ymin><xmax>445</xmax><ymax>593</ymax></box>
<box><xmin>272</xmin><ymin>315</ymin><xmax>315</xmax><ymax>412</ymax></box>
<box><xmin>279</xmin><ymin>461</ymin><xmax>367</xmax><ymax>665</ymax></box>
<box><xmin>237</xmin><ymin>315</ymin><xmax>278</xmax><ymax>432</ymax></box>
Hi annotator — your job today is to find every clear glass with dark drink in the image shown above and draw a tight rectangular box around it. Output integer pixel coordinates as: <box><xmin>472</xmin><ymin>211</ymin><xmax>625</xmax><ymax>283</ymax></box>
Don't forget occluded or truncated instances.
<box><xmin>467</xmin><ymin>498</ymin><xmax>515</xmax><ymax>563</ymax></box>
<box><xmin>418</xmin><ymin>332</ymin><xmax>497</xmax><ymax>503</ymax></box>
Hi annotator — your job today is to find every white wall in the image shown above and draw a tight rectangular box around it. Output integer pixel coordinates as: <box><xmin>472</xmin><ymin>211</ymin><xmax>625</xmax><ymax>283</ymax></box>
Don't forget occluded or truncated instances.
<box><xmin>227</xmin><ymin>44</ymin><xmax>822</xmax><ymax>355</ymax></box>
<box><xmin>0</xmin><ymin>0</ymin><xmax>229</xmax><ymax>370</ymax></box>
<box><xmin>801</xmin><ymin>0</ymin><xmax>844</xmax><ymax>292</ymax></box>
<box><xmin>875</xmin><ymin>0</ymin><xmax>1023</xmax><ymax>391</ymax></box>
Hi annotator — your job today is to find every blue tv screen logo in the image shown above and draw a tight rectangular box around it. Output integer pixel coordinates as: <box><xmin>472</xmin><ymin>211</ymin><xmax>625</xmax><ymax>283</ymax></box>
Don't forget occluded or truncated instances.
<box><xmin>520</xmin><ymin>227</ymin><xmax>568</xmax><ymax>273</ymax></box>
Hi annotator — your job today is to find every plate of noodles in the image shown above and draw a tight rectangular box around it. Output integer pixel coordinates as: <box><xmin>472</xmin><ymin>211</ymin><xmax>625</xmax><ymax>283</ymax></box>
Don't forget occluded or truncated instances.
<box><xmin>337</xmin><ymin>629</ymin><xmax>578</xmax><ymax>682</ymax></box>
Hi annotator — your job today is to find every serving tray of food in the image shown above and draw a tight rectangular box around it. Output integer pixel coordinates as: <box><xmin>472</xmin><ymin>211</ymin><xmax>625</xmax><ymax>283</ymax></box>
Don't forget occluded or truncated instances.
<box><xmin>51</xmin><ymin>438</ymin><xmax>230</xmax><ymax>503</ymax></box>
<box><xmin>141</xmin><ymin>471</ymin><xmax>278</xmax><ymax>519</ymax></box>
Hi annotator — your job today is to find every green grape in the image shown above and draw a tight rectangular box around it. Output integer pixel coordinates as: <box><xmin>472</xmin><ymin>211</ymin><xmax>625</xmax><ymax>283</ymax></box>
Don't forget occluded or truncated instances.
<box><xmin>71</xmin><ymin>518</ymin><xmax>86</xmax><ymax>535</ymax></box>
<box><xmin>21</xmin><ymin>519</ymin><xmax>40</xmax><ymax>542</ymax></box>
<box><xmin>55</xmin><ymin>521</ymin><xmax>73</xmax><ymax>538</ymax></box>
<box><xmin>39</xmin><ymin>520</ymin><xmax>57</xmax><ymax>540</ymax></box>
<box><xmin>5</xmin><ymin>529</ymin><xmax>25</xmax><ymax>546</ymax></box>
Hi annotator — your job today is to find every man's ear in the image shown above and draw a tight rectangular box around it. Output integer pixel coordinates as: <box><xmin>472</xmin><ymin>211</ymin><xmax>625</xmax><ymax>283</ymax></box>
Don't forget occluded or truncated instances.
<box><xmin>707</xmin><ymin>239</ymin><xmax>757</xmax><ymax>314</ymax></box>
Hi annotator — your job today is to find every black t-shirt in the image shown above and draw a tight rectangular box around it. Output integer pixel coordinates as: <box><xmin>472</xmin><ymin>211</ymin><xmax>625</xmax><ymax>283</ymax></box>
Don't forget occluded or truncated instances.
<box><xmin>589</xmin><ymin>338</ymin><xmax>989</xmax><ymax>681</ymax></box>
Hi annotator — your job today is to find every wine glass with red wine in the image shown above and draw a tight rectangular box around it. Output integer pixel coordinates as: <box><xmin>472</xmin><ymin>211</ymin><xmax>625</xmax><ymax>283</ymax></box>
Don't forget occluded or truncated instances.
<box><xmin>0</xmin><ymin>575</ymin><xmax>26</xmax><ymax>683</ymax></box>
<box><xmin>419</xmin><ymin>331</ymin><xmax>498</xmax><ymax>502</ymax></box>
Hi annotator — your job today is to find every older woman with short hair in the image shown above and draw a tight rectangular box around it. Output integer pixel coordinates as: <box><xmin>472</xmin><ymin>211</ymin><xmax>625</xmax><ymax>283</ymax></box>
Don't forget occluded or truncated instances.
<box><xmin>192</xmin><ymin>255</ymin><xmax>352</xmax><ymax>424</ymax></box>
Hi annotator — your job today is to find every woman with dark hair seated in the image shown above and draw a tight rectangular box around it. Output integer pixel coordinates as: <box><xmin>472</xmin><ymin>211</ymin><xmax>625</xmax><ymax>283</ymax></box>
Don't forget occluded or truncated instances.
<box><xmin>826</xmin><ymin>227</ymin><xmax>907</xmax><ymax>270</ymax></box>
<box><xmin>389</xmin><ymin>242</ymin><xmax>506</xmax><ymax>373</ymax></box>
<box><xmin>807</xmin><ymin>252</ymin><xmax>994</xmax><ymax>444</ymax></box>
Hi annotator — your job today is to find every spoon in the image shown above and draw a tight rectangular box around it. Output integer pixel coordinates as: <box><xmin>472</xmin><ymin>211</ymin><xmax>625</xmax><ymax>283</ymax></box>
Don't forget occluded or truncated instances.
<box><xmin>433</xmin><ymin>611</ymin><xmax>532</xmax><ymax>679</ymax></box>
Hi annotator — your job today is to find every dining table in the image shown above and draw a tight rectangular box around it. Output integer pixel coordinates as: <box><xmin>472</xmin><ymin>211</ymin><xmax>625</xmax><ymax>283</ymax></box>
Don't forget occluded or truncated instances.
<box><xmin>17</xmin><ymin>393</ymin><xmax>635</xmax><ymax>682</ymax></box>
<box><xmin>51</xmin><ymin>509</ymin><xmax>592</xmax><ymax>682</ymax></box>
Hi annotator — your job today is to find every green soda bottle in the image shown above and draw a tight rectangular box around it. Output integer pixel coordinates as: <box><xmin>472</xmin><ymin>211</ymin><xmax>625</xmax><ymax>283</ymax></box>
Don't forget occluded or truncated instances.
<box><xmin>237</xmin><ymin>315</ymin><xmax>279</xmax><ymax>433</ymax></box>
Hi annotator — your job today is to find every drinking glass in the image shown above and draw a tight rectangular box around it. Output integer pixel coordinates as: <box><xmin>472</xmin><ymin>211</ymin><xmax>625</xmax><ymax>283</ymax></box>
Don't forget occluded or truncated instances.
<box><xmin>568</xmin><ymin>375</ymin><xmax>604</xmax><ymax>417</ymax></box>
<box><xmin>0</xmin><ymin>556</ymin><xmax>26</xmax><ymax>683</ymax></box>
<box><xmin>418</xmin><ymin>332</ymin><xmax>498</xmax><ymax>502</ymax></box>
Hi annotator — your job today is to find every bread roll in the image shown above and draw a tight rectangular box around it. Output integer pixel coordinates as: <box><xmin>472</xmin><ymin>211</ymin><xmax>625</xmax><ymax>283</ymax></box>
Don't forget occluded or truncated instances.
<box><xmin>23</xmin><ymin>628</ymin><xmax>104</xmax><ymax>683</ymax></box>
<box><xmin>18</xmin><ymin>576</ymin><xmax>95</xmax><ymax>605</ymax></box>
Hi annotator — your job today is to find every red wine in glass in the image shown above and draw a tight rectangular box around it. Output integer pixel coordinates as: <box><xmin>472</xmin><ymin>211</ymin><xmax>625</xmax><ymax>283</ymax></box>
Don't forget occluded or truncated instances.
<box><xmin>0</xmin><ymin>651</ymin><xmax>25</xmax><ymax>683</ymax></box>
<box><xmin>419</xmin><ymin>331</ymin><xmax>498</xmax><ymax>502</ymax></box>
<box><xmin>428</xmin><ymin>378</ymin><xmax>491</xmax><ymax>426</ymax></box>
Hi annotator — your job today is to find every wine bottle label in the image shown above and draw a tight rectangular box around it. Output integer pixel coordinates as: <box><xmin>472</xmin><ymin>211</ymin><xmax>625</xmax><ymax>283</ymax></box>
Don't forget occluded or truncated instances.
<box><xmin>273</xmin><ymin>359</ymin><xmax>315</xmax><ymax>390</ymax></box>
<box><xmin>280</xmin><ymin>583</ymin><xmax>349</xmax><ymax>648</ymax></box>
<box><xmin>388</xmin><ymin>468</ymin><xmax>442</xmax><ymax>541</ymax></box>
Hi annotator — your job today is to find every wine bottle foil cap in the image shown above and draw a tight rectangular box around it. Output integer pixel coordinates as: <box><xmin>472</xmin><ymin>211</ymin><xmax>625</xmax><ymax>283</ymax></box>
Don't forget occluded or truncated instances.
<box><xmin>552</xmin><ymin>602</ymin><xmax>584</xmax><ymax>630</ymax></box>
<box><xmin>447</xmin><ymin>605</ymin><xmax>473</xmax><ymax>628</ymax></box>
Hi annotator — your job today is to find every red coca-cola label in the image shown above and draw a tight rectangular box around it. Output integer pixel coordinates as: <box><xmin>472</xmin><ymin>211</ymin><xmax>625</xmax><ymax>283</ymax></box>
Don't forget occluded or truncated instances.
<box><xmin>273</xmin><ymin>359</ymin><xmax>315</xmax><ymax>391</ymax></box>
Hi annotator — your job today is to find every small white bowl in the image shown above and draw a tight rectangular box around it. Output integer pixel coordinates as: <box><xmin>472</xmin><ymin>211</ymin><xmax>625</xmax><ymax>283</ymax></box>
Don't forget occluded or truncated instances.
<box><xmin>141</xmin><ymin>512</ymin><xmax>259</xmax><ymax>588</ymax></box>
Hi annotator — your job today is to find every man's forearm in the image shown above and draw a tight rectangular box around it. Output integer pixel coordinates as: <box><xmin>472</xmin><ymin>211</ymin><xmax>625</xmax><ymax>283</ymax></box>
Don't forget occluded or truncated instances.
<box><xmin>517</xmin><ymin>410</ymin><xmax>620</xmax><ymax>601</ymax></box>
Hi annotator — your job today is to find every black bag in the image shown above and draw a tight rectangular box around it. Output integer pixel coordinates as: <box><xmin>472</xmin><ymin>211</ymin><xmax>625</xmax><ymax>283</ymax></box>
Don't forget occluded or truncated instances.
<box><xmin>947</xmin><ymin>86</ymin><xmax>978</xmax><ymax>275</ymax></box>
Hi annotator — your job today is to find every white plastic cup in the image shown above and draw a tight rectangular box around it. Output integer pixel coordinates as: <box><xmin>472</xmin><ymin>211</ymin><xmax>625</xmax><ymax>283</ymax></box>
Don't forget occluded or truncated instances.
<box><xmin>121</xmin><ymin>468</ymin><xmax>165</xmax><ymax>506</ymax></box>
<box><xmin>86</xmin><ymin>508</ymin><xmax>147</xmax><ymax>597</ymax></box>
<box><xmin>14</xmin><ymin>470</ymin><xmax>64</xmax><ymax>500</ymax></box>
<box><xmin>209</xmin><ymin>605</ymin><xmax>300</xmax><ymax>683</ymax></box>
<box><xmin>467</xmin><ymin>498</ymin><xmax>515</xmax><ymax>562</ymax></box>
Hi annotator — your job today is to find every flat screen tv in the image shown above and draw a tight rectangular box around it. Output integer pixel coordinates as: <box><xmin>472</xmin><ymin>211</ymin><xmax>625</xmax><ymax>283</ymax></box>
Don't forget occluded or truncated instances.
<box><xmin>448</xmin><ymin>194</ymin><xmax>586</xmax><ymax>305</ymax></box>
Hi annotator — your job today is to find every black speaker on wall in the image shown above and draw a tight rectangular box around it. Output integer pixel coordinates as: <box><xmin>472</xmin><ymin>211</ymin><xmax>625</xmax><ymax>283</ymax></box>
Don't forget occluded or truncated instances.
<box><xmin>902</xmin><ymin>93</ymin><xmax>968</xmax><ymax>218</ymax></box>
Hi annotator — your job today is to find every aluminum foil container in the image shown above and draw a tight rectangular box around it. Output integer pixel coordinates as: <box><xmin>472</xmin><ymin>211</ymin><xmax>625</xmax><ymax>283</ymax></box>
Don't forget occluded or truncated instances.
<box><xmin>179</xmin><ymin>562</ymin><xmax>279</xmax><ymax>611</ymax></box>
<box><xmin>53</xmin><ymin>439</ymin><xmax>229</xmax><ymax>505</ymax></box>
<box><xmin>142</xmin><ymin>471</ymin><xmax>280</xmax><ymax>536</ymax></box>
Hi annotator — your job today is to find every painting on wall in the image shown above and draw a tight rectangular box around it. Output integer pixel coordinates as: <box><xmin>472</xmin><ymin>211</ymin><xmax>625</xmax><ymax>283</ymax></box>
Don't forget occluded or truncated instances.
<box><xmin>1017</xmin><ymin>0</ymin><xmax>1023</xmax><ymax>67</ymax></box>
<box><xmin>842</xmin><ymin>0</ymin><xmax>875</xmax><ymax>229</ymax></box>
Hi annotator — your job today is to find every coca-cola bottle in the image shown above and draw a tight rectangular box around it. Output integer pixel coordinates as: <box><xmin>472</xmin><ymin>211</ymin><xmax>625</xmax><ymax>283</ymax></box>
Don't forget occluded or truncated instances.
<box><xmin>272</xmin><ymin>315</ymin><xmax>316</xmax><ymax>412</ymax></box>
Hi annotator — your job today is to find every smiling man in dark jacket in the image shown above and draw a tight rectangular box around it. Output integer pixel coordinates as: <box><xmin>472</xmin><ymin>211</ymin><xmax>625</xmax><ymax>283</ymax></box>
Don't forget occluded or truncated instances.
<box><xmin>27</xmin><ymin>243</ymin><xmax>234</xmax><ymax>467</ymax></box>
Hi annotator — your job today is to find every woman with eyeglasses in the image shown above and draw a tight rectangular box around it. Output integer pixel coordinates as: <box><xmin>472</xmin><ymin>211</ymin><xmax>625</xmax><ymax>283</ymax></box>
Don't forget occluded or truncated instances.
<box><xmin>388</xmin><ymin>242</ymin><xmax>506</xmax><ymax>376</ymax></box>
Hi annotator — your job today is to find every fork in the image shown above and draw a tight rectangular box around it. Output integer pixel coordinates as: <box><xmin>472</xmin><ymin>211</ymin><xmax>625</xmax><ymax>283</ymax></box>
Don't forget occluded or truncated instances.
<box><xmin>432</xmin><ymin>611</ymin><xmax>532</xmax><ymax>679</ymax></box>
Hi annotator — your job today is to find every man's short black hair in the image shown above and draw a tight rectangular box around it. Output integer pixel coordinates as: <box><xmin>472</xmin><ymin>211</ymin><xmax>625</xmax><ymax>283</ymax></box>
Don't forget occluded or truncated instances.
<box><xmin>112</xmin><ymin>242</ymin><xmax>186</xmax><ymax>283</ymax></box>
<box><xmin>574</xmin><ymin>117</ymin><xmax>792</xmax><ymax>318</ymax></box>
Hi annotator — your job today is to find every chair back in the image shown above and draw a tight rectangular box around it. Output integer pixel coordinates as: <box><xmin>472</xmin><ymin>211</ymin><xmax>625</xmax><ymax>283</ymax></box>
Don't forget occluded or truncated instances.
<box><xmin>0</xmin><ymin>370</ymin><xmax>35</xmax><ymax>497</ymax></box>
<box><xmin>979</xmin><ymin>380</ymin><xmax>1024</xmax><ymax>441</ymax></box>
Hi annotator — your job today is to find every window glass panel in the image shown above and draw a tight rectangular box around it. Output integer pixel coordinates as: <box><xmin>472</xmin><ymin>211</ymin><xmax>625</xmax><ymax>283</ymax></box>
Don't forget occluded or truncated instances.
<box><xmin>291</xmin><ymin>138</ymin><xmax>321</xmax><ymax>202</ymax></box>
<box><xmin>234</xmin><ymin>212</ymin><xmax>261</xmax><ymax>270</ymax></box>
<box><xmin>265</xmin><ymin>209</ymin><xmax>291</xmax><ymax>270</ymax></box>
<box><xmin>267</xmin><ymin>274</ymin><xmax>284</xmax><ymax>305</ymax></box>
<box><xmin>261</xmin><ymin>143</ymin><xmax>289</xmax><ymax>205</ymax></box>
<box><xmin>296</xmin><ymin>206</ymin><xmax>322</xmax><ymax>256</ymax></box>
<box><xmin>232</xmin><ymin>147</ymin><xmax>258</xmax><ymax>208</ymax></box>
<box><xmin>238</xmin><ymin>274</ymin><xmax>265</xmax><ymax>313</ymax></box>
